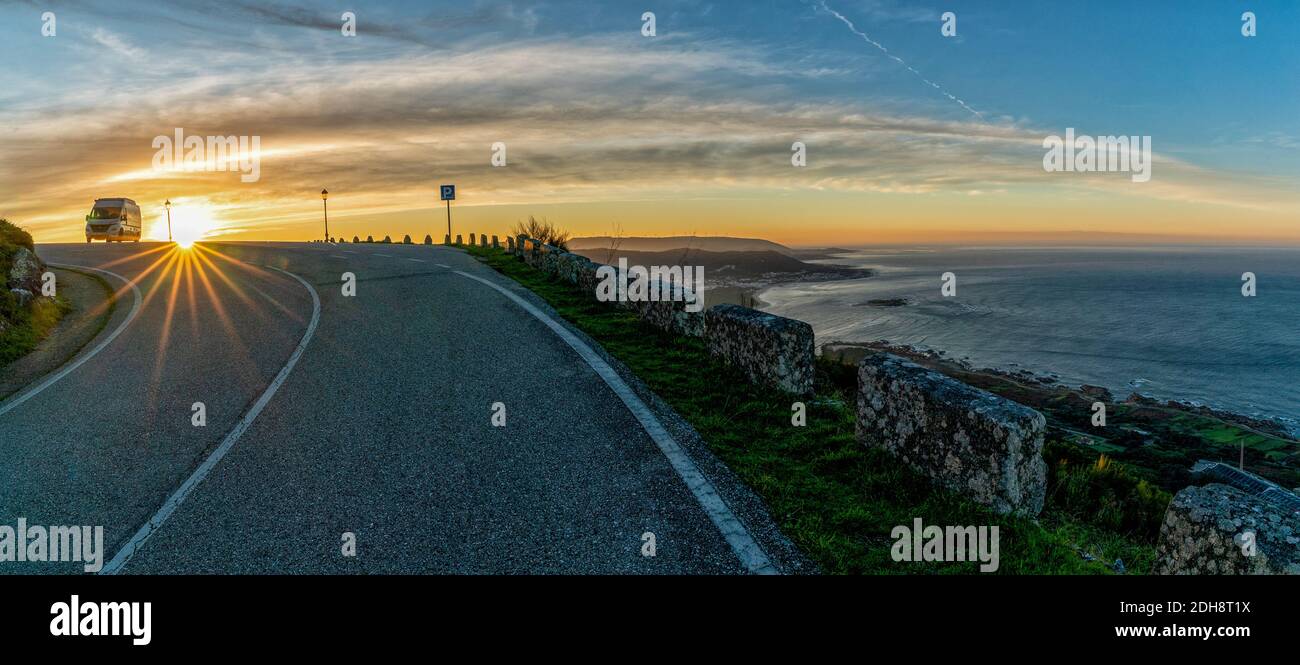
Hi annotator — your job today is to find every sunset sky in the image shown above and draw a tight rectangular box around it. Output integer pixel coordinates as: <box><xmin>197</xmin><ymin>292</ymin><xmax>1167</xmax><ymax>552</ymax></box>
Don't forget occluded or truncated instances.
<box><xmin>2</xmin><ymin>0</ymin><xmax>1298</xmax><ymax>246</ymax></box>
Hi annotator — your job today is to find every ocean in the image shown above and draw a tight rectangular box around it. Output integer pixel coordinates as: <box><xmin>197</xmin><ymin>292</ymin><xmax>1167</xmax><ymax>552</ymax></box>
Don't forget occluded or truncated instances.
<box><xmin>758</xmin><ymin>246</ymin><xmax>1300</xmax><ymax>432</ymax></box>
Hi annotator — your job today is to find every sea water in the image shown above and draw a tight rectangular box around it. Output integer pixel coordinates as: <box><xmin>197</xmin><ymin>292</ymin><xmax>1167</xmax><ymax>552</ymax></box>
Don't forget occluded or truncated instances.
<box><xmin>758</xmin><ymin>246</ymin><xmax>1300</xmax><ymax>432</ymax></box>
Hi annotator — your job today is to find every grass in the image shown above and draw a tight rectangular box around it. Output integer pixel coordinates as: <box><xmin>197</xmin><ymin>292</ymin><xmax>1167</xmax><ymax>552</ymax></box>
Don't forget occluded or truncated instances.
<box><xmin>1</xmin><ymin>218</ymin><xmax>72</xmax><ymax>366</ymax></box>
<box><xmin>465</xmin><ymin>244</ymin><xmax>1159</xmax><ymax>574</ymax></box>
<box><xmin>0</xmin><ymin>294</ymin><xmax>70</xmax><ymax>366</ymax></box>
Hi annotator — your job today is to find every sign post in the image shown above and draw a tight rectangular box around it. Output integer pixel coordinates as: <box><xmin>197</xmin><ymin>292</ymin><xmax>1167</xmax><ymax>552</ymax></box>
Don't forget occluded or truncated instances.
<box><xmin>440</xmin><ymin>184</ymin><xmax>456</xmax><ymax>241</ymax></box>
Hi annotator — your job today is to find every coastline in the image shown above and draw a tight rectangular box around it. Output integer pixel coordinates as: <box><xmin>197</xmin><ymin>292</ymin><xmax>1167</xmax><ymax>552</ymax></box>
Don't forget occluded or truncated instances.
<box><xmin>820</xmin><ymin>340</ymin><xmax>1299</xmax><ymax>442</ymax></box>
<box><xmin>819</xmin><ymin>340</ymin><xmax>1300</xmax><ymax>491</ymax></box>
<box><xmin>748</xmin><ymin>247</ymin><xmax>1300</xmax><ymax>442</ymax></box>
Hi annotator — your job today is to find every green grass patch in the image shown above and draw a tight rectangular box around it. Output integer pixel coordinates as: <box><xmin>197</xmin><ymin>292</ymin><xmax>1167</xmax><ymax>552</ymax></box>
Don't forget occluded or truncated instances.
<box><xmin>0</xmin><ymin>289</ymin><xmax>70</xmax><ymax>366</ymax></box>
<box><xmin>466</xmin><ymin>245</ymin><xmax>1158</xmax><ymax>574</ymax></box>
<box><xmin>1</xmin><ymin>218</ymin><xmax>72</xmax><ymax>366</ymax></box>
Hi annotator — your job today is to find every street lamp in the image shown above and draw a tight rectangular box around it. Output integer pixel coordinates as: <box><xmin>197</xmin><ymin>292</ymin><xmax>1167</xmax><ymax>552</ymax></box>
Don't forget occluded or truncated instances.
<box><xmin>320</xmin><ymin>189</ymin><xmax>329</xmax><ymax>242</ymax></box>
<box><xmin>164</xmin><ymin>199</ymin><xmax>172</xmax><ymax>242</ymax></box>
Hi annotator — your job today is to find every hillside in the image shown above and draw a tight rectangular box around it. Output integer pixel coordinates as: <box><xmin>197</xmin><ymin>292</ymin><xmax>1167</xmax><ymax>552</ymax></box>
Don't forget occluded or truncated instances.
<box><xmin>569</xmin><ymin>236</ymin><xmax>797</xmax><ymax>256</ymax></box>
<box><xmin>567</xmin><ymin>247</ymin><xmax>871</xmax><ymax>283</ymax></box>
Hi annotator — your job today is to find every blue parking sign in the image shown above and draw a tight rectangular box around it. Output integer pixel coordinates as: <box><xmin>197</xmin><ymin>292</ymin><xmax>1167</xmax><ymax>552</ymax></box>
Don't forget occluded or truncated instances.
<box><xmin>440</xmin><ymin>185</ymin><xmax>456</xmax><ymax>201</ymax></box>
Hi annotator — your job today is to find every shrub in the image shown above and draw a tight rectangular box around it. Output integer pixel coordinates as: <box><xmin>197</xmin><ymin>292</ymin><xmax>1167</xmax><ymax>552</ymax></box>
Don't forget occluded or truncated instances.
<box><xmin>511</xmin><ymin>215</ymin><xmax>570</xmax><ymax>249</ymax></box>
<box><xmin>0</xmin><ymin>218</ymin><xmax>35</xmax><ymax>253</ymax></box>
<box><xmin>1043</xmin><ymin>439</ymin><xmax>1171</xmax><ymax>541</ymax></box>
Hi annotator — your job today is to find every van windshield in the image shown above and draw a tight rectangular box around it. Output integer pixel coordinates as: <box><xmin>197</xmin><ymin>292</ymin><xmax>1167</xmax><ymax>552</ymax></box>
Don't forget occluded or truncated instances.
<box><xmin>89</xmin><ymin>207</ymin><xmax>123</xmax><ymax>219</ymax></box>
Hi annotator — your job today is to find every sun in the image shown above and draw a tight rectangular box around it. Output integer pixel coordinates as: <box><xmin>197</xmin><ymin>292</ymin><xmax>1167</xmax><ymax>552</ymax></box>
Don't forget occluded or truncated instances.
<box><xmin>164</xmin><ymin>203</ymin><xmax>222</xmax><ymax>248</ymax></box>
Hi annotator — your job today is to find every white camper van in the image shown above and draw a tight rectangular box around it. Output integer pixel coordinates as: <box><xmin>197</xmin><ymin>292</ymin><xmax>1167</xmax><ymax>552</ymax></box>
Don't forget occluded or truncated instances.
<box><xmin>85</xmin><ymin>198</ymin><xmax>142</xmax><ymax>242</ymax></box>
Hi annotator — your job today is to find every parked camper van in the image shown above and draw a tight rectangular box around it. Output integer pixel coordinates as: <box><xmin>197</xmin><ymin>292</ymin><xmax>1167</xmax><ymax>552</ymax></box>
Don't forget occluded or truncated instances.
<box><xmin>85</xmin><ymin>198</ymin><xmax>142</xmax><ymax>242</ymax></box>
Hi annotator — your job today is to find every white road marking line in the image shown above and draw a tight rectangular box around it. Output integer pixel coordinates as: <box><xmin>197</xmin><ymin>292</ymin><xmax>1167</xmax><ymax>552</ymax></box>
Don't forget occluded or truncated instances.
<box><xmin>330</xmin><ymin>254</ymin><xmax>347</xmax><ymax>259</ymax></box>
<box><xmin>0</xmin><ymin>264</ymin><xmax>142</xmax><ymax>418</ymax></box>
<box><xmin>435</xmin><ymin>263</ymin><xmax>450</xmax><ymax>268</ymax></box>
<box><xmin>453</xmin><ymin>270</ymin><xmax>778</xmax><ymax>575</ymax></box>
<box><xmin>100</xmin><ymin>264</ymin><xmax>321</xmax><ymax>574</ymax></box>
<box><xmin>374</xmin><ymin>253</ymin><xmax>391</xmax><ymax>257</ymax></box>
<box><xmin>406</xmin><ymin>258</ymin><xmax>425</xmax><ymax>263</ymax></box>
<box><xmin>342</xmin><ymin>250</ymin><xmax>356</xmax><ymax>254</ymax></box>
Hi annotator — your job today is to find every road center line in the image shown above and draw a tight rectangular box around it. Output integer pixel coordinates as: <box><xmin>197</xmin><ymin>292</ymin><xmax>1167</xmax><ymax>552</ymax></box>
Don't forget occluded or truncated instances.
<box><xmin>453</xmin><ymin>270</ymin><xmax>778</xmax><ymax>575</ymax></box>
<box><xmin>0</xmin><ymin>264</ymin><xmax>142</xmax><ymax>418</ymax></box>
<box><xmin>406</xmin><ymin>258</ymin><xmax>425</xmax><ymax>263</ymax></box>
<box><xmin>100</xmin><ymin>264</ymin><xmax>321</xmax><ymax>574</ymax></box>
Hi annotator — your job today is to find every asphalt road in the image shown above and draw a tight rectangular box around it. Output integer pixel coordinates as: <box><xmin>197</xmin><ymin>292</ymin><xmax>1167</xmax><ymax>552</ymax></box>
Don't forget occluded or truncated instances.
<box><xmin>1</xmin><ymin>241</ymin><xmax>779</xmax><ymax>574</ymax></box>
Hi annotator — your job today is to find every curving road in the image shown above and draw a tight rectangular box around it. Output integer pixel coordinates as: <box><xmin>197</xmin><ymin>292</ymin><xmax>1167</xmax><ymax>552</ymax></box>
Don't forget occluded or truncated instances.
<box><xmin>1</xmin><ymin>241</ymin><xmax>782</xmax><ymax>574</ymax></box>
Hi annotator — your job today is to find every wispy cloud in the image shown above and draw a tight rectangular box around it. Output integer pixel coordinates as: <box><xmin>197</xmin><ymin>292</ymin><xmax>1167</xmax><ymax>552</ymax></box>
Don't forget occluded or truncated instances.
<box><xmin>0</xmin><ymin>0</ymin><xmax>1296</xmax><ymax>243</ymax></box>
<box><xmin>89</xmin><ymin>27</ymin><xmax>146</xmax><ymax>59</ymax></box>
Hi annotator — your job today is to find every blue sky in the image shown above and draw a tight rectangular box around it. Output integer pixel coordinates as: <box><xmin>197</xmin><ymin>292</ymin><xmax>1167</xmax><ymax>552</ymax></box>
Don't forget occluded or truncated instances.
<box><xmin>2</xmin><ymin>0</ymin><xmax>1297</xmax><ymax>244</ymax></box>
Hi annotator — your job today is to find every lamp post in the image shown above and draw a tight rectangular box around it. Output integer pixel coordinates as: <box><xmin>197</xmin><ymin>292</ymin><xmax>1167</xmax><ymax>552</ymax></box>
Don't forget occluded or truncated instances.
<box><xmin>321</xmin><ymin>189</ymin><xmax>330</xmax><ymax>242</ymax></box>
<box><xmin>164</xmin><ymin>199</ymin><xmax>172</xmax><ymax>242</ymax></box>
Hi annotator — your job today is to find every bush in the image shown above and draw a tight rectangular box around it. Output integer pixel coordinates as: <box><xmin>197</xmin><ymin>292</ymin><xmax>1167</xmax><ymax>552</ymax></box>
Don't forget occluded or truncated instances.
<box><xmin>1043</xmin><ymin>440</ymin><xmax>1171</xmax><ymax>542</ymax></box>
<box><xmin>0</xmin><ymin>218</ymin><xmax>34</xmax><ymax>253</ymax></box>
<box><xmin>511</xmin><ymin>215</ymin><xmax>570</xmax><ymax>249</ymax></box>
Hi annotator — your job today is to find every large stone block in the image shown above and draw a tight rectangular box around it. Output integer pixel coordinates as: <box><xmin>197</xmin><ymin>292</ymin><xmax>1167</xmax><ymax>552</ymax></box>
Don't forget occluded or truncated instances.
<box><xmin>636</xmin><ymin>297</ymin><xmax>705</xmax><ymax>338</ymax></box>
<box><xmin>1155</xmin><ymin>483</ymin><xmax>1300</xmax><ymax>574</ymax></box>
<box><xmin>856</xmin><ymin>353</ymin><xmax>1046</xmax><ymax>515</ymax></box>
<box><xmin>705</xmin><ymin>304</ymin><xmax>813</xmax><ymax>395</ymax></box>
<box><xmin>7</xmin><ymin>247</ymin><xmax>45</xmax><ymax>293</ymax></box>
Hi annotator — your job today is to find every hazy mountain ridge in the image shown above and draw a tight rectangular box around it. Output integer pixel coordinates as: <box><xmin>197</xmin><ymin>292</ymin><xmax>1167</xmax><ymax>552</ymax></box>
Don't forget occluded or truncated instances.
<box><xmin>569</xmin><ymin>236</ymin><xmax>796</xmax><ymax>255</ymax></box>
<box><xmin>568</xmin><ymin>247</ymin><xmax>871</xmax><ymax>283</ymax></box>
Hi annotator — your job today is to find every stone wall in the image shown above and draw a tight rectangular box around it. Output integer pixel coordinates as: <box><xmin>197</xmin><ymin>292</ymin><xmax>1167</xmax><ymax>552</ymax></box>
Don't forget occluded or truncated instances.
<box><xmin>856</xmin><ymin>353</ymin><xmax>1047</xmax><ymax>516</ymax></box>
<box><xmin>704</xmin><ymin>304</ymin><xmax>812</xmax><ymax>394</ymax></box>
<box><xmin>513</xmin><ymin>235</ymin><xmax>705</xmax><ymax>337</ymax></box>
<box><xmin>1154</xmin><ymin>483</ymin><xmax>1300</xmax><ymax>574</ymax></box>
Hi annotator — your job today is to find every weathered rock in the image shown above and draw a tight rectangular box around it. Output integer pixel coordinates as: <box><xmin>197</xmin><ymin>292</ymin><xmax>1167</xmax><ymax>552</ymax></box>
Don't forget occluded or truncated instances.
<box><xmin>455</xmin><ymin>234</ymin><xmax>463</xmax><ymax>245</ymax></box>
<box><xmin>382</xmin><ymin>235</ymin><xmax>392</xmax><ymax>244</ymax></box>
<box><xmin>365</xmin><ymin>235</ymin><xmax>374</xmax><ymax>243</ymax></box>
<box><xmin>353</xmin><ymin>236</ymin><xmax>360</xmax><ymax>243</ymax></box>
<box><xmin>10</xmin><ymin>288</ymin><xmax>33</xmax><ymax>308</ymax></box>
<box><xmin>507</xmin><ymin>236</ymin><xmax>515</xmax><ymax>252</ymax></box>
<box><xmin>479</xmin><ymin>234</ymin><xmax>487</xmax><ymax>247</ymax></box>
<box><xmin>635</xmin><ymin>296</ymin><xmax>705</xmax><ymax>337</ymax></box>
<box><xmin>856</xmin><ymin>353</ymin><xmax>1047</xmax><ymax>515</ymax></box>
<box><xmin>492</xmin><ymin>235</ymin><xmax>500</xmax><ymax>248</ymax></box>
<box><xmin>705</xmin><ymin>304</ymin><xmax>813</xmax><ymax>395</ymax></box>
<box><xmin>402</xmin><ymin>234</ymin><xmax>412</xmax><ymax>244</ymax></box>
<box><xmin>1154</xmin><ymin>483</ymin><xmax>1300</xmax><ymax>574</ymax></box>
<box><xmin>522</xmin><ymin>237</ymin><xmax>543</xmax><ymax>267</ymax></box>
<box><xmin>7</xmin><ymin>247</ymin><xmax>44</xmax><ymax>294</ymax></box>
<box><xmin>424</xmin><ymin>234</ymin><xmax>433</xmax><ymax>245</ymax></box>
<box><xmin>469</xmin><ymin>233</ymin><xmax>476</xmax><ymax>246</ymax></box>
<box><xmin>1080</xmin><ymin>384</ymin><xmax>1114</xmax><ymax>402</ymax></box>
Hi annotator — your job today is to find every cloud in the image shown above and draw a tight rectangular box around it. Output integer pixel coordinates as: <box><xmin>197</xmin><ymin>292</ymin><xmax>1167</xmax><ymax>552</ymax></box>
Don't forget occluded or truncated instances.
<box><xmin>88</xmin><ymin>27</ymin><xmax>146</xmax><ymax>59</ymax></box>
<box><xmin>1</xmin><ymin>1</ymin><xmax>1295</xmax><ymax>241</ymax></box>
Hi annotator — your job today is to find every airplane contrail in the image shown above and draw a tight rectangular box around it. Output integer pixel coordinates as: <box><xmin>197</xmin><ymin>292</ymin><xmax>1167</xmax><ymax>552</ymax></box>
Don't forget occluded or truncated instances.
<box><xmin>815</xmin><ymin>0</ymin><xmax>984</xmax><ymax>119</ymax></box>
